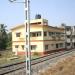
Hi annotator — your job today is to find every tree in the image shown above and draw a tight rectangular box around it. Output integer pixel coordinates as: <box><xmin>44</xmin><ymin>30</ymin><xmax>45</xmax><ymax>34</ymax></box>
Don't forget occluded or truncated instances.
<box><xmin>7</xmin><ymin>32</ymin><xmax>12</xmax><ymax>49</ymax></box>
<box><xmin>0</xmin><ymin>24</ymin><xmax>8</xmax><ymax>50</ymax></box>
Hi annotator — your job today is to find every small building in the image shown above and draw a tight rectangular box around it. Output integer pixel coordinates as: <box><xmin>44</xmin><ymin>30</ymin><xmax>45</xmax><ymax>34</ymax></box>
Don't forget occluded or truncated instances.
<box><xmin>11</xmin><ymin>18</ymin><xmax>65</xmax><ymax>55</ymax></box>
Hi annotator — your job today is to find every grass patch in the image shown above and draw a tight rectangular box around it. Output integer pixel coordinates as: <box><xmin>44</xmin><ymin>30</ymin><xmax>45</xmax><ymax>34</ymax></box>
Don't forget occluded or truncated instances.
<box><xmin>0</xmin><ymin>50</ymin><xmax>40</xmax><ymax>66</ymax></box>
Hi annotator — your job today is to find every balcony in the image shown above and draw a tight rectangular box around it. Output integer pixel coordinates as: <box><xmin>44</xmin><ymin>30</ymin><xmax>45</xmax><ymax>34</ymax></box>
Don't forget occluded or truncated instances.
<box><xmin>30</xmin><ymin>36</ymin><xmax>43</xmax><ymax>40</ymax></box>
<box><xmin>66</xmin><ymin>31</ymin><xmax>71</xmax><ymax>35</ymax></box>
<box><xmin>51</xmin><ymin>35</ymin><xmax>56</xmax><ymax>40</ymax></box>
<box><xmin>66</xmin><ymin>39</ymin><xmax>71</xmax><ymax>43</ymax></box>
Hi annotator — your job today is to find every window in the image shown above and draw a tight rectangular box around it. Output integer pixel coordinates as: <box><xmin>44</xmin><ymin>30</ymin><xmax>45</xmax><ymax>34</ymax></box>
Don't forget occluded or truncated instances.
<box><xmin>16</xmin><ymin>32</ymin><xmax>21</xmax><ymax>37</ymax></box>
<box><xmin>45</xmin><ymin>45</ymin><xmax>48</xmax><ymax>50</ymax></box>
<box><xmin>21</xmin><ymin>45</ymin><xmax>24</xmax><ymax>50</ymax></box>
<box><xmin>74</xmin><ymin>43</ymin><xmax>75</xmax><ymax>47</ymax></box>
<box><xmin>61</xmin><ymin>33</ymin><xmax>64</xmax><ymax>37</ymax></box>
<box><xmin>56</xmin><ymin>44</ymin><xmax>58</xmax><ymax>48</ymax></box>
<box><xmin>37</xmin><ymin>22</ymin><xmax>41</xmax><ymax>24</ymax></box>
<box><xmin>56</xmin><ymin>32</ymin><xmax>60</xmax><ymax>36</ymax></box>
<box><xmin>36</xmin><ymin>32</ymin><xmax>41</xmax><ymax>36</ymax></box>
<box><xmin>44</xmin><ymin>32</ymin><xmax>47</xmax><ymax>36</ymax></box>
<box><xmin>66</xmin><ymin>27</ymin><xmax>71</xmax><ymax>31</ymax></box>
<box><xmin>67</xmin><ymin>43</ymin><xmax>70</xmax><ymax>46</ymax></box>
<box><xmin>49</xmin><ymin>32</ymin><xmax>55</xmax><ymax>36</ymax></box>
<box><xmin>31</xmin><ymin>45</ymin><xmax>37</xmax><ymax>50</ymax></box>
<box><xmin>31</xmin><ymin>33</ymin><xmax>36</xmax><ymax>37</ymax></box>
<box><xmin>15</xmin><ymin>45</ymin><xmax>19</xmax><ymax>48</ymax></box>
<box><xmin>49</xmin><ymin>32</ymin><xmax>52</xmax><ymax>36</ymax></box>
<box><xmin>67</xmin><ymin>35</ymin><xmax>70</xmax><ymax>38</ymax></box>
<box><xmin>60</xmin><ymin>43</ymin><xmax>63</xmax><ymax>47</ymax></box>
<box><xmin>30</xmin><ymin>32</ymin><xmax>41</xmax><ymax>37</ymax></box>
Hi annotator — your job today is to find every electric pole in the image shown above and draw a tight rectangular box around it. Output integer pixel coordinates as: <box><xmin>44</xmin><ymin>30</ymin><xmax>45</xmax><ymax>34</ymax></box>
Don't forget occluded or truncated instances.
<box><xmin>25</xmin><ymin>0</ymin><xmax>31</xmax><ymax>75</ymax></box>
<box><xmin>9</xmin><ymin>0</ymin><xmax>31</xmax><ymax>75</ymax></box>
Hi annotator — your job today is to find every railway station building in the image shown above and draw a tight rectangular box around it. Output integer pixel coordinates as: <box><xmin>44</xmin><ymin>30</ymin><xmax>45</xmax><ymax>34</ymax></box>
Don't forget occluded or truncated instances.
<box><xmin>11</xmin><ymin>18</ymin><xmax>65</xmax><ymax>55</ymax></box>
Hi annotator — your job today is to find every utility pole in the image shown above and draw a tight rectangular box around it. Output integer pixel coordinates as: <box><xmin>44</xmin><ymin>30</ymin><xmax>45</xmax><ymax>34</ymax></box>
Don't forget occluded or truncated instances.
<box><xmin>9</xmin><ymin>0</ymin><xmax>31</xmax><ymax>75</ymax></box>
<box><xmin>25</xmin><ymin>0</ymin><xmax>31</xmax><ymax>75</ymax></box>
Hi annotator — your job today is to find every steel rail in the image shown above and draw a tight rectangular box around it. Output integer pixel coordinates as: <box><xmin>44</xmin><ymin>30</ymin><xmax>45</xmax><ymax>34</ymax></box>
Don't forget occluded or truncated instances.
<box><xmin>0</xmin><ymin>50</ymin><xmax>74</xmax><ymax>75</ymax></box>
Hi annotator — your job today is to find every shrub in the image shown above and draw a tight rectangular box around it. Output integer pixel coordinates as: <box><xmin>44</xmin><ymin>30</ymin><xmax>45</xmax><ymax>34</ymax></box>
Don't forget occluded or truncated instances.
<box><xmin>33</xmin><ymin>52</ymin><xmax>39</xmax><ymax>56</ymax></box>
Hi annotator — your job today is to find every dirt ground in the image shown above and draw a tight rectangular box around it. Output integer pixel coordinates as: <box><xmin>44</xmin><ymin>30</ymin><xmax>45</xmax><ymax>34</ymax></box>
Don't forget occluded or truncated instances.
<box><xmin>40</xmin><ymin>55</ymin><xmax>75</xmax><ymax>75</ymax></box>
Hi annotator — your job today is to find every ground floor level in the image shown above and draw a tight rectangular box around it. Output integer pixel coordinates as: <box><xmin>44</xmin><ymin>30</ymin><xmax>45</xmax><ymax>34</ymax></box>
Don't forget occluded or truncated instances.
<box><xmin>12</xmin><ymin>40</ymin><xmax>65</xmax><ymax>55</ymax></box>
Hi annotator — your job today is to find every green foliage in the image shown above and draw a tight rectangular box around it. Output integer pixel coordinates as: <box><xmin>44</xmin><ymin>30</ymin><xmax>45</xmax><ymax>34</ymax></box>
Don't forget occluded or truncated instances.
<box><xmin>7</xmin><ymin>32</ymin><xmax>12</xmax><ymax>49</ymax></box>
<box><xmin>0</xmin><ymin>24</ymin><xmax>8</xmax><ymax>50</ymax></box>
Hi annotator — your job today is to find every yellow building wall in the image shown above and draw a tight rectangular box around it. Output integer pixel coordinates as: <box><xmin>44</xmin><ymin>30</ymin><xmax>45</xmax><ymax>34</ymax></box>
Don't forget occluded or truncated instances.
<box><xmin>43</xmin><ymin>26</ymin><xmax>65</xmax><ymax>41</ymax></box>
<box><xmin>11</xmin><ymin>19</ymin><xmax>65</xmax><ymax>55</ymax></box>
<box><xmin>30</xmin><ymin>25</ymin><xmax>43</xmax><ymax>41</ymax></box>
<box><xmin>12</xmin><ymin>25</ymin><xmax>44</xmax><ymax>41</ymax></box>
<box><xmin>43</xmin><ymin>41</ymin><xmax>65</xmax><ymax>51</ymax></box>
<box><xmin>12</xmin><ymin>41</ymin><xmax>44</xmax><ymax>52</ymax></box>
<box><xmin>43</xmin><ymin>25</ymin><xmax>65</xmax><ymax>53</ymax></box>
<box><xmin>12</xmin><ymin>24</ymin><xmax>44</xmax><ymax>55</ymax></box>
<box><xmin>12</xmin><ymin>26</ymin><xmax>25</xmax><ymax>41</ymax></box>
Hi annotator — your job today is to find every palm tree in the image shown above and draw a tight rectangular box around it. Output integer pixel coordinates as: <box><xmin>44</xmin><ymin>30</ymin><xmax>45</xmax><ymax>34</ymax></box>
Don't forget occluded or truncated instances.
<box><xmin>0</xmin><ymin>24</ymin><xmax>8</xmax><ymax>50</ymax></box>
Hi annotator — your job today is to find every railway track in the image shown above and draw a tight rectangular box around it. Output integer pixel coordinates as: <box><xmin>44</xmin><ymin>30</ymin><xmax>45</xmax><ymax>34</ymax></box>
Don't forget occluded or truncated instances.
<box><xmin>0</xmin><ymin>49</ymin><xmax>74</xmax><ymax>75</ymax></box>
<box><xmin>31</xmin><ymin>50</ymin><xmax>73</xmax><ymax>65</ymax></box>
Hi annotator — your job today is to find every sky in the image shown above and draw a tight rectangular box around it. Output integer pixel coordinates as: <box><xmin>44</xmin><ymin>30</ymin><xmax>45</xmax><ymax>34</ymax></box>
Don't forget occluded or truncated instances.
<box><xmin>0</xmin><ymin>0</ymin><xmax>75</xmax><ymax>30</ymax></box>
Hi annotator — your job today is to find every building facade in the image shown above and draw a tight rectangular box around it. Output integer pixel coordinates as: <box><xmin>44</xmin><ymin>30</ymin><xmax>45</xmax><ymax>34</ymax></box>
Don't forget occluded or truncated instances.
<box><xmin>65</xmin><ymin>26</ymin><xmax>72</xmax><ymax>49</ymax></box>
<box><xmin>72</xmin><ymin>26</ymin><xmax>75</xmax><ymax>48</ymax></box>
<box><xmin>11</xmin><ymin>18</ymin><xmax>65</xmax><ymax>55</ymax></box>
<box><xmin>61</xmin><ymin>25</ymin><xmax>75</xmax><ymax>49</ymax></box>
